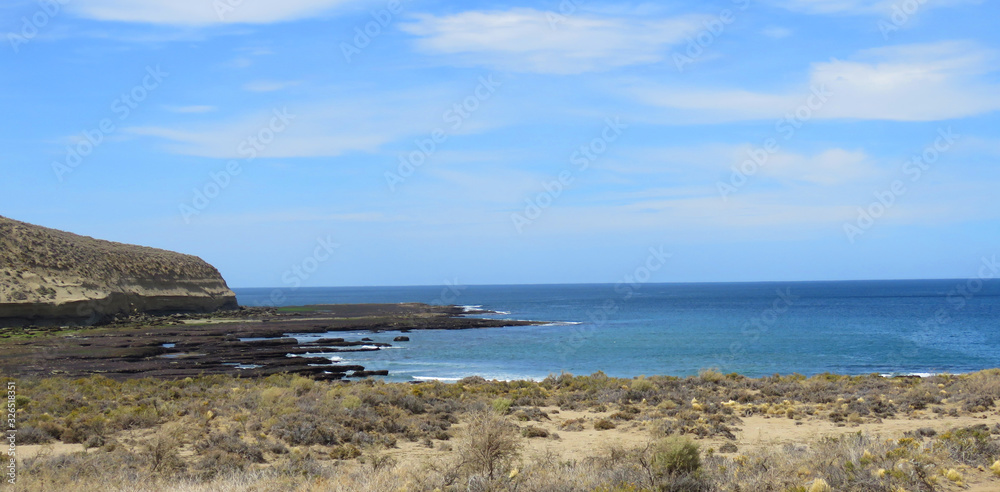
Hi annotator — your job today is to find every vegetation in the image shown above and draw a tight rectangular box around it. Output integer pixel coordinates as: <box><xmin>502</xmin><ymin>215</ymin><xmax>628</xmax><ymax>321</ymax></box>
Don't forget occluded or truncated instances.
<box><xmin>2</xmin><ymin>369</ymin><xmax>999</xmax><ymax>491</ymax></box>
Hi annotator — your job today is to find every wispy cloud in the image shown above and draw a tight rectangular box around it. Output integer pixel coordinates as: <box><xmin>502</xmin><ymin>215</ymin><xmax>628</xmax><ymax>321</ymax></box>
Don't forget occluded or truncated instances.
<box><xmin>760</xmin><ymin>148</ymin><xmax>878</xmax><ymax>185</ymax></box>
<box><xmin>762</xmin><ymin>26</ymin><xmax>793</xmax><ymax>38</ymax></box>
<box><xmin>67</xmin><ymin>0</ymin><xmax>363</xmax><ymax>25</ymax></box>
<box><xmin>613</xmin><ymin>145</ymin><xmax>878</xmax><ymax>186</ymax></box>
<box><xmin>400</xmin><ymin>8</ymin><xmax>710</xmax><ymax>74</ymax></box>
<box><xmin>766</xmin><ymin>0</ymin><xmax>978</xmax><ymax>15</ymax></box>
<box><xmin>631</xmin><ymin>41</ymin><xmax>1000</xmax><ymax>122</ymax></box>
<box><xmin>124</xmin><ymin>86</ymin><xmax>482</xmax><ymax>158</ymax></box>
<box><xmin>163</xmin><ymin>105</ymin><xmax>216</xmax><ymax>114</ymax></box>
<box><xmin>243</xmin><ymin>80</ymin><xmax>300</xmax><ymax>92</ymax></box>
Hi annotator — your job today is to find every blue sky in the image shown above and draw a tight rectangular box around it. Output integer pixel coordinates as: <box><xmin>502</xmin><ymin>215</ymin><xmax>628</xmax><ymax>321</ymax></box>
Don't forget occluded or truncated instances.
<box><xmin>2</xmin><ymin>0</ymin><xmax>999</xmax><ymax>288</ymax></box>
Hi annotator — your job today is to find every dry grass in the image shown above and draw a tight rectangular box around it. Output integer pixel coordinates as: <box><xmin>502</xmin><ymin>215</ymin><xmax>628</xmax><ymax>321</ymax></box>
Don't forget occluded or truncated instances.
<box><xmin>2</xmin><ymin>370</ymin><xmax>999</xmax><ymax>490</ymax></box>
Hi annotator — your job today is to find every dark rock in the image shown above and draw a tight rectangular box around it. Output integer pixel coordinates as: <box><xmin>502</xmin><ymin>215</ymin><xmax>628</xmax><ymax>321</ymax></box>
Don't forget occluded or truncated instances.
<box><xmin>349</xmin><ymin>370</ymin><xmax>389</xmax><ymax>378</ymax></box>
<box><xmin>393</xmin><ymin>336</ymin><xmax>410</xmax><ymax>342</ymax></box>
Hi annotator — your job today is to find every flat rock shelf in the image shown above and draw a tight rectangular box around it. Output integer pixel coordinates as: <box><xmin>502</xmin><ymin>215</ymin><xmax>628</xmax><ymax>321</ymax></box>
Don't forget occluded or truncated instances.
<box><xmin>0</xmin><ymin>303</ymin><xmax>545</xmax><ymax>380</ymax></box>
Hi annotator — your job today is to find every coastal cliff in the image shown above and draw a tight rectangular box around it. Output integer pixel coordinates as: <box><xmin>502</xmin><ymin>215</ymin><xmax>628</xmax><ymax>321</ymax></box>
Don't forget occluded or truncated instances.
<box><xmin>0</xmin><ymin>216</ymin><xmax>237</xmax><ymax>326</ymax></box>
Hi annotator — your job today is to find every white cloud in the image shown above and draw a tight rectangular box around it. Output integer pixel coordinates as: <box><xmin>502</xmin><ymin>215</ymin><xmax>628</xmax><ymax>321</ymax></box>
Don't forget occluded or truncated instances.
<box><xmin>399</xmin><ymin>8</ymin><xmax>710</xmax><ymax>74</ymax></box>
<box><xmin>761</xmin><ymin>148</ymin><xmax>878</xmax><ymax>185</ymax></box>
<box><xmin>67</xmin><ymin>0</ymin><xmax>362</xmax><ymax>25</ymax></box>
<box><xmin>124</xmin><ymin>86</ymin><xmax>490</xmax><ymax>158</ymax></box>
<box><xmin>810</xmin><ymin>41</ymin><xmax>1000</xmax><ymax>120</ymax></box>
<box><xmin>224</xmin><ymin>46</ymin><xmax>273</xmax><ymax>68</ymax></box>
<box><xmin>225</xmin><ymin>57</ymin><xmax>254</xmax><ymax>68</ymax></box>
<box><xmin>243</xmin><ymin>80</ymin><xmax>300</xmax><ymax>92</ymax></box>
<box><xmin>762</xmin><ymin>26</ymin><xmax>792</xmax><ymax>38</ymax></box>
<box><xmin>600</xmin><ymin>145</ymin><xmax>879</xmax><ymax>186</ymax></box>
<box><xmin>631</xmin><ymin>41</ymin><xmax>1000</xmax><ymax>122</ymax></box>
<box><xmin>766</xmin><ymin>0</ymin><xmax>977</xmax><ymax>15</ymax></box>
<box><xmin>163</xmin><ymin>105</ymin><xmax>216</xmax><ymax>113</ymax></box>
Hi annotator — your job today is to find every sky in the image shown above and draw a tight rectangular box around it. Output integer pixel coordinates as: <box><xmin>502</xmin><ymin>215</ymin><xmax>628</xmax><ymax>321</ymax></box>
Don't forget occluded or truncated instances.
<box><xmin>2</xmin><ymin>0</ymin><xmax>999</xmax><ymax>288</ymax></box>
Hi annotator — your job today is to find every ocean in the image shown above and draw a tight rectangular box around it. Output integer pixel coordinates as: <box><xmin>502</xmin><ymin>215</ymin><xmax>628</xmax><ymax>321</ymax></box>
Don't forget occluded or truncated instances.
<box><xmin>233</xmin><ymin>280</ymin><xmax>1000</xmax><ymax>382</ymax></box>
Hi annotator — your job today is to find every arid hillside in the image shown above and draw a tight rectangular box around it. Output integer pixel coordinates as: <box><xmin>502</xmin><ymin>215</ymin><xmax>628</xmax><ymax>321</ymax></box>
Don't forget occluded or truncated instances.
<box><xmin>0</xmin><ymin>215</ymin><xmax>236</xmax><ymax>326</ymax></box>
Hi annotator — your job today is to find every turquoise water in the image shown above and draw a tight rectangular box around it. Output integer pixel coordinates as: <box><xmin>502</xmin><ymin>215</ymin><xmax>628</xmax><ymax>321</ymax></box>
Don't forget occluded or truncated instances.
<box><xmin>233</xmin><ymin>280</ymin><xmax>1000</xmax><ymax>382</ymax></box>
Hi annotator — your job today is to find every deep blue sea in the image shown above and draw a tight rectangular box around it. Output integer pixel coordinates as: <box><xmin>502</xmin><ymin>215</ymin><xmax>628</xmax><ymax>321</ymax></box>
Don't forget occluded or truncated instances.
<box><xmin>233</xmin><ymin>280</ymin><xmax>1000</xmax><ymax>382</ymax></box>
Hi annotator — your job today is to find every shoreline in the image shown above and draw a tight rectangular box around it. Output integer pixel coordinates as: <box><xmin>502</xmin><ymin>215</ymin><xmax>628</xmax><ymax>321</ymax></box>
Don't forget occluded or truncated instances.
<box><xmin>0</xmin><ymin>301</ymin><xmax>996</xmax><ymax>382</ymax></box>
<box><xmin>0</xmin><ymin>303</ymin><xmax>548</xmax><ymax>381</ymax></box>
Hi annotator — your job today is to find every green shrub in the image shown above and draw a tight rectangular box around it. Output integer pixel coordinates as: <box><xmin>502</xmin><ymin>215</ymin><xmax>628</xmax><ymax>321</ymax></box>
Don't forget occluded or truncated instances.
<box><xmin>491</xmin><ymin>397</ymin><xmax>513</xmax><ymax>415</ymax></box>
<box><xmin>631</xmin><ymin>376</ymin><xmax>655</xmax><ymax>393</ymax></box>
<box><xmin>650</xmin><ymin>436</ymin><xmax>701</xmax><ymax>477</ymax></box>
<box><xmin>698</xmin><ymin>369</ymin><xmax>725</xmax><ymax>384</ymax></box>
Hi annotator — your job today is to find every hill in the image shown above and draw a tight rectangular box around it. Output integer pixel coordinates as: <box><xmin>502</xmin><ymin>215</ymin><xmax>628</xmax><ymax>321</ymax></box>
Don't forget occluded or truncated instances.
<box><xmin>0</xmin><ymin>216</ymin><xmax>237</xmax><ymax>326</ymax></box>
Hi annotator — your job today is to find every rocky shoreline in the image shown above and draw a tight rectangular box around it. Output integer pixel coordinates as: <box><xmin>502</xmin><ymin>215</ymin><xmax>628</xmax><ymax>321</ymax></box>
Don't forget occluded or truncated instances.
<box><xmin>0</xmin><ymin>303</ymin><xmax>544</xmax><ymax>380</ymax></box>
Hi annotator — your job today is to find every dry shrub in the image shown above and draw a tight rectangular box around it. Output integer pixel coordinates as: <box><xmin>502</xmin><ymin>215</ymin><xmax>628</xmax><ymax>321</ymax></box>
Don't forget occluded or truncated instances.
<box><xmin>935</xmin><ymin>424</ymin><xmax>1000</xmax><ymax>466</ymax></box>
<box><xmin>594</xmin><ymin>419</ymin><xmax>617</xmax><ymax>430</ymax></box>
<box><xmin>142</xmin><ymin>434</ymin><xmax>185</xmax><ymax>474</ymax></box>
<box><xmin>521</xmin><ymin>426</ymin><xmax>549</xmax><ymax>438</ymax></box>
<box><xmin>329</xmin><ymin>443</ymin><xmax>362</xmax><ymax>460</ymax></box>
<box><xmin>458</xmin><ymin>409</ymin><xmax>522</xmax><ymax>481</ymax></box>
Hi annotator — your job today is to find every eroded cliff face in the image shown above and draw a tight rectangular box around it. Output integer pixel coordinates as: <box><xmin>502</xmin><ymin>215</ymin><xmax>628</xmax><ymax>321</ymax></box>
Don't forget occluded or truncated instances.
<box><xmin>0</xmin><ymin>216</ymin><xmax>238</xmax><ymax>326</ymax></box>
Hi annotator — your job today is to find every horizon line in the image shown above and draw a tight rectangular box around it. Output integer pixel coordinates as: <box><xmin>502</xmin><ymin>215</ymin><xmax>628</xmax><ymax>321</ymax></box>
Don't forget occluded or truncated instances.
<box><xmin>229</xmin><ymin>277</ymin><xmax>992</xmax><ymax>290</ymax></box>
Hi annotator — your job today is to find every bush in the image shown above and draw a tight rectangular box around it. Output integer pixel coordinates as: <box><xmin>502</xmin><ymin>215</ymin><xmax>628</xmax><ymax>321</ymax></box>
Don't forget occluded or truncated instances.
<box><xmin>142</xmin><ymin>435</ymin><xmax>184</xmax><ymax>474</ymax></box>
<box><xmin>491</xmin><ymin>397</ymin><xmax>513</xmax><ymax>415</ymax></box>
<box><xmin>458</xmin><ymin>409</ymin><xmax>522</xmax><ymax>480</ymax></box>
<box><xmin>521</xmin><ymin>426</ymin><xmax>549</xmax><ymax>438</ymax></box>
<box><xmin>17</xmin><ymin>425</ymin><xmax>55</xmax><ymax>445</ymax></box>
<box><xmin>594</xmin><ymin>419</ymin><xmax>616</xmax><ymax>430</ymax></box>
<box><xmin>698</xmin><ymin>369</ymin><xmax>725</xmax><ymax>384</ymax></box>
<box><xmin>936</xmin><ymin>424</ymin><xmax>1000</xmax><ymax>466</ymax></box>
<box><xmin>650</xmin><ymin>436</ymin><xmax>701</xmax><ymax>477</ymax></box>
<box><xmin>631</xmin><ymin>377</ymin><xmax>655</xmax><ymax>393</ymax></box>
<box><xmin>195</xmin><ymin>432</ymin><xmax>265</xmax><ymax>464</ymax></box>
<box><xmin>108</xmin><ymin>404</ymin><xmax>159</xmax><ymax>431</ymax></box>
<box><xmin>329</xmin><ymin>444</ymin><xmax>361</xmax><ymax>460</ymax></box>
<box><xmin>270</xmin><ymin>413</ymin><xmax>340</xmax><ymax>446</ymax></box>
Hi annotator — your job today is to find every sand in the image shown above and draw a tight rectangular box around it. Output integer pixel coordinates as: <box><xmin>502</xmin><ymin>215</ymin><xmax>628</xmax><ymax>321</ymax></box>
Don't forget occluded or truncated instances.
<box><xmin>383</xmin><ymin>404</ymin><xmax>1000</xmax><ymax>490</ymax></box>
